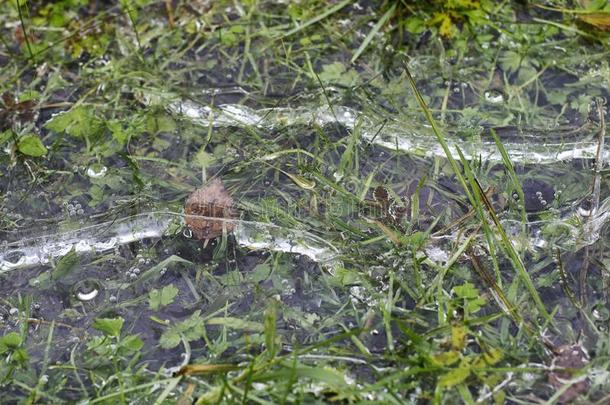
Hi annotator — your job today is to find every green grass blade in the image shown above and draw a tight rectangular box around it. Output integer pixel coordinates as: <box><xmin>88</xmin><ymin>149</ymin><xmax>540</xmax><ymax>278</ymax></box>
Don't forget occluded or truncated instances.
<box><xmin>467</xmin><ymin>168</ymin><xmax>551</xmax><ymax>323</ymax></box>
<box><xmin>402</xmin><ymin>60</ymin><xmax>551</xmax><ymax>324</ymax></box>
<box><xmin>351</xmin><ymin>4</ymin><xmax>396</xmax><ymax>63</ymax></box>
<box><xmin>489</xmin><ymin>129</ymin><xmax>527</xmax><ymax>226</ymax></box>
<box><xmin>402</xmin><ymin>61</ymin><xmax>474</xmax><ymax>205</ymax></box>
<box><xmin>282</xmin><ymin>0</ymin><xmax>352</xmax><ymax>38</ymax></box>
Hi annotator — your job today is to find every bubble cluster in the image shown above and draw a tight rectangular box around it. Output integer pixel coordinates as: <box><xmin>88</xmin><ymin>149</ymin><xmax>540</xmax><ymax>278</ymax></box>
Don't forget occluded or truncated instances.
<box><xmin>535</xmin><ymin>190</ymin><xmax>548</xmax><ymax>207</ymax></box>
<box><xmin>126</xmin><ymin>267</ymin><xmax>140</xmax><ymax>280</ymax></box>
<box><xmin>66</xmin><ymin>201</ymin><xmax>84</xmax><ymax>216</ymax></box>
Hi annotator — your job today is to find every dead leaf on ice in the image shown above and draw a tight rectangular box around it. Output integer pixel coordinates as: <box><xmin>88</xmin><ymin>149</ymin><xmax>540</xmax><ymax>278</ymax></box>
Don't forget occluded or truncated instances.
<box><xmin>184</xmin><ymin>178</ymin><xmax>236</xmax><ymax>242</ymax></box>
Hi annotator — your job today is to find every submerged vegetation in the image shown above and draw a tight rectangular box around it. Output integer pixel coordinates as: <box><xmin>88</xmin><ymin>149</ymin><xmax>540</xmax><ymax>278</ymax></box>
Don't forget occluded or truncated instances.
<box><xmin>1</xmin><ymin>0</ymin><xmax>610</xmax><ymax>403</ymax></box>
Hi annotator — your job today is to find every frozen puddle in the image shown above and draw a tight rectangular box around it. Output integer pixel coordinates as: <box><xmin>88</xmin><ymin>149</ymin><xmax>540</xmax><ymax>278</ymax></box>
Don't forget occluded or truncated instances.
<box><xmin>6</xmin><ymin>97</ymin><xmax>606</xmax><ymax>274</ymax></box>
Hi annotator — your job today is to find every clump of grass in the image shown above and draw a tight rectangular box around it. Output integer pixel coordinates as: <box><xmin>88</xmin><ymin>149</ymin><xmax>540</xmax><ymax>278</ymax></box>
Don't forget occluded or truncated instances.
<box><xmin>0</xmin><ymin>0</ymin><xmax>608</xmax><ymax>403</ymax></box>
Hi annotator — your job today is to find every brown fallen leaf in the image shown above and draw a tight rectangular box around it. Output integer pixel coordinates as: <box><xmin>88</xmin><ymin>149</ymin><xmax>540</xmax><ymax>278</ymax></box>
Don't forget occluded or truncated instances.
<box><xmin>184</xmin><ymin>178</ymin><xmax>236</xmax><ymax>242</ymax></box>
<box><xmin>0</xmin><ymin>92</ymin><xmax>37</xmax><ymax>131</ymax></box>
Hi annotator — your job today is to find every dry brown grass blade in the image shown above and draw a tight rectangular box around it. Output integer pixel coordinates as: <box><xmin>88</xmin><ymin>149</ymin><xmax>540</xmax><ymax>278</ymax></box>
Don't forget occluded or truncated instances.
<box><xmin>177</xmin><ymin>363</ymin><xmax>241</xmax><ymax>376</ymax></box>
<box><xmin>578</xmin><ymin>13</ymin><xmax>610</xmax><ymax>30</ymax></box>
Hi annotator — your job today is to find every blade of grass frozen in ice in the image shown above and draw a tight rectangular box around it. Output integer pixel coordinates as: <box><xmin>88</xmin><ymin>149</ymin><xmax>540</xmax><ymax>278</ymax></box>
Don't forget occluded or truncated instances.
<box><xmin>401</xmin><ymin>61</ymin><xmax>474</xmax><ymax>204</ymax></box>
<box><xmin>402</xmin><ymin>60</ymin><xmax>552</xmax><ymax>324</ymax></box>
<box><xmin>469</xmin><ymin>248</ymin><xmax>523</xmax><ymax>327</ymax></box>
<box><xmin>581</xmin><ymin>98</ymin><xmax>607</xmax><ymax>304</ymax></box>
<box><xmin>455</xmin><ymin>162</ymin><xmax>503</xmax><ymax>283</ymax></box>
<box><xmin>468</xmin><ymin>170</ymin><xmax>552</xmax><ymax>324</ymax></box>
<box><xmin>490</xmin><ymin>129</ymin><xmax>527</xmax><ymax>227</ymax></box>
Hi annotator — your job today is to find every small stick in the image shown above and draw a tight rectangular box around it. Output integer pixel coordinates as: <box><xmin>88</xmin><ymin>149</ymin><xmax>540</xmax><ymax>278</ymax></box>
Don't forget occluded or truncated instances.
<box><xmin>165</xmin><ymin>0</ymin><xmax>175</xmax><ymax>29</ymax></box>
<box><xmin>556</xmin><ymin>249</ymin><xmax>580</xmax><ymax>310</ymax></box>
<box><xmin>580</xmin><ymin>98</ymin><xmax>606</xmax><ymax>305</ymax></box>
<box><xmin>468</xmin><ymin>248</ymin><xmax>528</xmax><ymax>331</ymax></box>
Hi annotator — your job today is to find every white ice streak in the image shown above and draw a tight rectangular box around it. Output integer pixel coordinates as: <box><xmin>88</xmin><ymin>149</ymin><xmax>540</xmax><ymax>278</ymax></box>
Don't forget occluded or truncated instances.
<box><xmin>166</xmin><ymin>100</ymin><xmax>606</xmax><ymax>164</ymax></box>
<box><xmin>0</xmin><ymin>213</ymin><xmax>340</xmax><ymax>273</ymax></box>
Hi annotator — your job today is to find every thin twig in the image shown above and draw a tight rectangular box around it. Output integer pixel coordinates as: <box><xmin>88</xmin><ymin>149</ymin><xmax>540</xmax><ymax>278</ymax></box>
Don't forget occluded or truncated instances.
<box><xmin>164</xmin><ymin>0</ymin><xmax>175</xmax><ymax>29</ymax></box>
<box><xmin>556</xmin><ymin>249</ymin><xmax>580</xmax><ymax>310</ymax></box>
<box><xmin>468</xmin><ymin>248</ymin><xmax>526</xmax><ymax>330</ymax></box>
<box><xmin>580</xmin><ymin>98</ymin><xmax>606</xmax><ymax>305</ymax></box>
